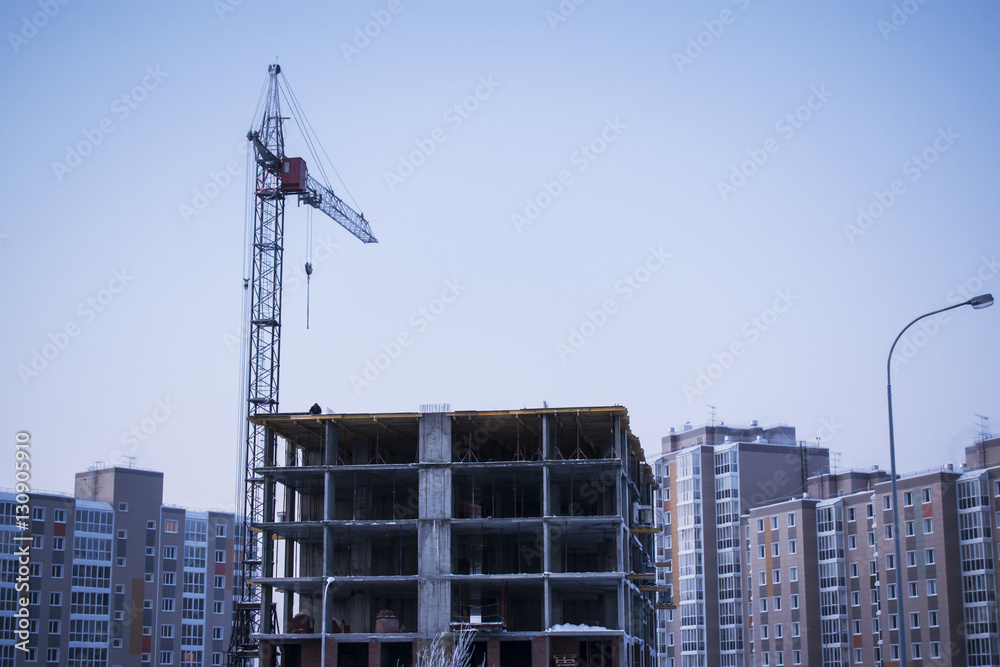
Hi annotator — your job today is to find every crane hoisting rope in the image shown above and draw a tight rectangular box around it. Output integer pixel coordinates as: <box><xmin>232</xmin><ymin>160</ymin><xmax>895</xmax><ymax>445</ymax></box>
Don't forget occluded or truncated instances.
<box><xmin>305</xmin><ymin>206</ymin><xmax>313</xmax><ymax>329</ymax></box>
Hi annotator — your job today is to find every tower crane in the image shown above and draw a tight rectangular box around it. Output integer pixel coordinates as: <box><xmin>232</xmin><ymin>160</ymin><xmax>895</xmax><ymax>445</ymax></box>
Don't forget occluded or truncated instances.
<box><xmin>229</xmin><ymin>63</ymin><xmax>377</xmax><ymax>666</ymax></box>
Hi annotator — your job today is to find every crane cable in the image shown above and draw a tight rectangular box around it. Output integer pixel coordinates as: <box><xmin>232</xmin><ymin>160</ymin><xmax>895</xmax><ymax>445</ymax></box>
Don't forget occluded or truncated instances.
<box><xmin>305</xmin><ymin>206</ymin><xmax>313</xmax><ymax>329</ymax></box>
<box><xmin>278</xmin><ymin>70</ymin><xmax>364</xmax><ymax>215</ymax></box>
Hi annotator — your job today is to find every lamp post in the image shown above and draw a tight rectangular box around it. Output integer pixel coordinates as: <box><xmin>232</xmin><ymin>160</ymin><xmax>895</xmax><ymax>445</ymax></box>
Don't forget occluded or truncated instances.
<box><xmin>320</xmin><ymin>576</ymin><xmax>336</xmax><ymax>666</ymax></box>
<box><xmin>886</xmin><ymin>293</ymin><xmax>993</xmax><ymax>667</ymax></box>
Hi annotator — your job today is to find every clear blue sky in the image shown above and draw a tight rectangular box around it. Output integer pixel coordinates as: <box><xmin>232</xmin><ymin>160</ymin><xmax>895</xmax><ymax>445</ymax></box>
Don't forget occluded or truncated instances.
<box><xmin>3</xmin><ymin>1</ymin><xmax>999</xmax><ymax>510</ymax></box>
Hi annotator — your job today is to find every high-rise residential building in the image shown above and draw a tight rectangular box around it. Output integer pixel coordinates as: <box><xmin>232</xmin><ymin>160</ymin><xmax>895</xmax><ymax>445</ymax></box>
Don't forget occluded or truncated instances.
<box><xmin>652</xmin><ymin>423</ymin><xmax>830</xmax><ymax>667</ymax></box>
<box><xmin>245</xmin><ymin>405</ymin><xmax>658</xmax><ymax>667</ymax></box>
<box><xmin>0</xmin><ymin>466</ymin><xmax>234</xmax><ymax>667</ymax></box>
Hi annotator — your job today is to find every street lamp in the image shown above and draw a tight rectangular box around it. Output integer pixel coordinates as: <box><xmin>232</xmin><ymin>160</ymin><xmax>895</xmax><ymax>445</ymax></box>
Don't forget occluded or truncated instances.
<box><xmin>321</xmin><ymin>576</ymin><xmax>336</xmax><ymax>667</ymax></box>
<box><xmin>886</xmin><ymin>293</ymin><xmax>993</xmax><ymax>667</ymax></box>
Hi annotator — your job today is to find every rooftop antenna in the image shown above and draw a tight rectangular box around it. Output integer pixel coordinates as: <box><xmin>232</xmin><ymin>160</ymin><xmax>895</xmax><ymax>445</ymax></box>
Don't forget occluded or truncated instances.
<box><xmin>975</xmin><ymin>414</ymin><xmax>991</xmax><ymax>443</ymax></box>
<box><xmin>707</xmin><ymin>404</ymin><xmax>716</xmax><ymax>427</ymax></box>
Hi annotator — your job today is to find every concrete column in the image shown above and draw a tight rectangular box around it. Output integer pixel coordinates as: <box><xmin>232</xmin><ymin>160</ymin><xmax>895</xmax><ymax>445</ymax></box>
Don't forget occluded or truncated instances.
<box><xmin>542</xmin><ymin>414</ymin><xmax>550</xmax><ymax>460</ymax></box>
<box><xmin>486</xmin><ymin>637</ymin><xmax>500</xmax><ymax>667</ymax></box>
<box><xmin>368</xmin><ymin>639</ymin><xmax>380</xmax><ymax>667</ymax></box>
<box><xmin>261</xmin><ymin>427</ymin><xmax>275</xmax><ymax>633</ymax></box>
<box><xmin>418</xmin><ymin>412</ymin><xmax>452</xmax><ymax>634</ymax></box>
<box><xmin>324</xmin><ymin>421</ymin><xmax>337</xmax><ymax>582</ymax></box>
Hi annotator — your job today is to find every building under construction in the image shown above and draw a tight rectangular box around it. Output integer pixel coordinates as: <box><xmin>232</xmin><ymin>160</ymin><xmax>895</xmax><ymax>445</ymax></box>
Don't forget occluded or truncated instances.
<box><xmin>249</xmin><ymin>405</ymin><xmax>659</xmax><ymax>666</ymax></box>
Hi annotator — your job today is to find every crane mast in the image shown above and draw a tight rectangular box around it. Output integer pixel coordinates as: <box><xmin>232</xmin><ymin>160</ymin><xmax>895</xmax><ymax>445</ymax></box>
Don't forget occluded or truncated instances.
<box><xmin>230</xmin><ymin>63</ymin><xmax>376</xmax><ymax>666</ymax></box>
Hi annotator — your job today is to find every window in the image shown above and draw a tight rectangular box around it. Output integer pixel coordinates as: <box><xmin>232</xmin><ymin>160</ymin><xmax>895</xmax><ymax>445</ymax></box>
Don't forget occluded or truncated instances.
<box><xmin>761</xmin><ymin>598</ymin><xmax>768</xmax><ymax>613</ymax></box>
<box><xmin>162</xmin><ymin>598</ymin><xmax>175</xmax><ymax>612</ymax></box>
<box><xmin>904</xmin><ymin>491</ymin><xmax>913</xmax><ymax>506</ymax></box>
<box><xmin>905</xmin><ymin>520</ymin><xmax>915</xmax><ymax>536</ymax></box>
<box><xmin>214</xmin><ymin>600</ymin><xmax>224</xmax><ymax>614</ymax></box>
<box><xmin>161</xmin><ymin>624</ymin><xmax>174</xmax><ymax>638</ymax></box>
<box><xmin>866</xmin><ymin>503</ymin><xmax>874</xmax><ymax>518</ymax></box>
<box><xmin>791</xmin><ymin>622</ymin><xmax>800</xmax><ymax>637</ymax></box>
<box><xmin>164</xmin><ymin>519</ymin><xmax>178</xmax><ymax>533</ymax></box>
<box><xmin>216</xmin><ymin>523</ymin><xmax>226</xmax><ymax>537</ymax></box>
<box><xmin>114</xmin><ymin>611</ymin><xmax>124</xmax><ymax>621</ymax></box>
<box><xmin>160</xmin><ymin>651</ymin><xmax>173</xmax><ymax>665</ymax></box>
<box><xmin>117</xmin><ymin>529</ymin><xmax>127</xmax><ymax>539</ymax></box>
<box><xmin>773</xmin><ymin>569</ymin><xmax>781</xmax><ymax>584</ymax></box>
<box><xmin>48</xmin><ymin>620</ymin><xmax>60</xmax><ymax>634</ymax></box>
<box><xmin>214</xmin><ymin>575</ymin><xmax>225</xmax><ymax>589</ymax></box>
<box><xmin>789</xmin><ymin>566</ymin><xmax>798</xmax><ymax>582</ymax></box>
<box><xmin>215</xmin><ymin>550</ymin><xmax>225</xmax><ymax>563</ymax></box>
<box><xmin>147</xmin><ymin>520</ymin><xmax>156</xmax><ymax>530</ymax></box>
<box><xmin>923</xmin><ymin>517</ymin><xmax>934</xmax><ymax>533</ymax></box>
<box><xmin>931</xmin><ymin>642</ymin><xmax>941</xmax><ymax>658</ymax></box>
<box><xmin>119</xmin><ymin>502</ymin><xmax>128</xmax><ymax>511</ymax></box>
<box><xmin>115</xmin><ymin>584</ymin><xmax>124</xmax><ymax>594</ymax></box>
<box><xmin>760</xmin><ymin>625</ymin><xmax>769</xmax><ymax>639</ymax></box>
<box><xmin>886</xmin><ymin>554</ymin><xmax>895</xmax><ymax>570</ymax></box>
<box><xmin>212</xmin><ymin>653</ymin><xmax>223</xmax><ymax>666</ymax></box>
<box><xmin>30</xmin><ymin>562</ymin><xmax>40</xmax><ymax>577</ymax></box>
<box><xmin>116</xmin><ymin>557</ymin><xmax>126</xmax><ymax>567</ymax></box>
<box><xmin>212</xmin><ymin>627</ymin><xmax>223</xmax><ymax>640</ymax></box>
<box><xmin>873</xmin><ymin>618</ymin><xmax>880</xmax><ymax>634</ymax></box>
<box><xmin>758</xmin><ymin>545</ymin><xmax>765</xmax><ymax>559</ymax></box>
<box><xmin>868</xmin><ymin>531</ymin><xmax>875</xmax><ymax>546</ymax></box>
<box><xmin>790</xmin><ymin>594</ymin><xmax>798</xmax><ymax>609</ymax></box>
<box><xmin>54</xmin><ymin>508</ymin><xmax>66</xmax><ymax>522</ymax></box>
<box><xmin>49</xmin><ymin>592</ymin><xmax>62</xmax><ymax>606</ymax></box>
<box><xmin>853</xmin><ymin>619</ymin><xmax>861</xmax><ymax>635</ymax></box>
<box><xmin>759</xmin><ymin>572</ymin><xmax>767</xmax><ymax>586</ymax></box>
<box><xmin>773</xmin><ymin>597</ymin><xmax>782</xmax><ymax>611</ymax></box>
<box><xmin>144</xmin><ymin>546</ymin><xmax>155</xmax><ymax>556</ymax></box>
<box><xmin>52</xmin><ymin>536</ymin><xmax>64</xmax><ymax>551</ymax></box>
<box><xmin>142</xmin><ymin>653</ymin><xmax>151</xmax><ymax>663</ymax></box>
<box><xmin>854</xmin><ymin>648</ymin><xmax>863</xmax><ymax>664</ymax></box>
<box><xmin>910</xmin><ymin>612</ymin><xmax>919</xmax><ymax>628</ymax></box>
<box><xmin>909</xmin><ymin>581</ymin><xmax>918</xmax><ymax>598</ymax></box>
<box><xmin>163</xmin><ymin>572</ymin><xmax>176</xmax><ymax>586</ymax></box>
<box><xmin>142</xmin><ymin>625</ymin><xmax>152</xmax><ymax>636</ymax></box>
<box><xmin>921</xmin><ymin>488</ymin><xmax>931</xmax><ymax>504</ymax></box>
<box><xmin>32</xmin><ymin>506</ymin><xmax>45</xmax><ymax>521</ymax></box>
<box><xmin>757</xmin><ymin>519</ymin><xmax>765</xmax><ymax>532</ymax></box>
<box><xmin>31</xmin><ymin>534</ymin><xmax>42</xmax><ymax>549</ymax></box>
<box><xmin>847</xmin><ymin>507</ymin><xmax>856</xmax><ymax>522</ymax></box>
<box><xmin>46</xmin><ymin>648</ymin><xmax>58</xmax><ymax>663</ymax></box>
<box><xmin>929</xmin><ymin>610</ymin><xmax>939</xmax><ymax>627</ymax></box>
<box><xmin>889</xmin><ymin>614</ymin><xmax>898</xmax><ymax>630</ymax></box>
<box><xmin>907</xmin><ymin>550</ymin><xmax>916</xmax><ymax>567</ymax></box>
<box><xmin>849</xmin><ymin>534</ymin><xmax>858</xmax><ymax>550</ymax></box>
<box><xmin>884</xmin><ymin>524</ymin><xmax>894</xmax><ymax>540</ymax></box>
<box><xmin>51</xmin><ymin>564</ymin><xmax>63</xmax><ymax>579</ymax></box>
<box><xmin>762</xmin><ymin>655</ymin><xmax>770</xmax><ymax>667</ymax></box>
<box><xmin>927</xmin><ymin>579</ymin><xmax>937</xmax><ymax>596</ymax></box>
<box><xmin>851</xmin><ymin>591</ymin><xmax>860</xmax><ymax>606</ymax></box>
<box><xmin>793</xmin><ymin>650</ymin><xmax>801</xmax><ymax>665</ymax></box>
<box><xmin>776</xmin><ymin>651</ymin><xmax>784</xmax><ymax>666</ymax></box>
<box><xmin>883</xmin><ymin>495</ymin><xmax>892</xmax><ymax>510</ymax></box>
<box><xmin>888</xmin><ymin>584</ymin><xmax>896</xmax><ymax>600</ymax></box>
<box><xmin>787</xmin><ymin>512</ymin><xmax>795</xmax><ymax>527</ymax></box>
<box><xmin>912</xmin><ymin>643</ymin><xmax>922</xmax><ymax>659</ymax></box>
<box><xmin>164</xmin><ymin>546</ymin><xmax>177</xmax><ymax>559</ymax></box>
<box><xmin>144</xmin><ymin>599</ymin><xmax>153</xmax><ymax>609</ymax></box>
<box><xmin>772</xmin><ymin>542</ymin><xmax>780</xmax><ymax>557</ymax></box>
<box><xmin>771</xmin><ymin>516</ymin><xmax>778</xmax><ymax>530</ymax></box>
<box><xmin>788</xmin><ymin>539</ymin><xmax>797</xmax><ymax>555</ymax></box>
<box><xmin>850</xmin><ymin>563</ymin><xmax>859</xmax><ymax>578</ymax></box>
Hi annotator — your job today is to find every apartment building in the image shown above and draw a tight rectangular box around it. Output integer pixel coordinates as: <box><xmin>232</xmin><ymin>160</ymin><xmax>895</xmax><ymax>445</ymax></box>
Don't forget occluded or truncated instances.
<box><xmin>0</xmin><ymin>466</ymin><xmax>234</xmax><ymax>667</ymax></box>
<box><xmin>247</xmin><ymin>405</ymin><xmax>658</xmax><ymax>667</ymax></box>
<box><xmin>652</xmin><ymin>423</ymin><xmax>830</xmax><ymax>667</ymax></box>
